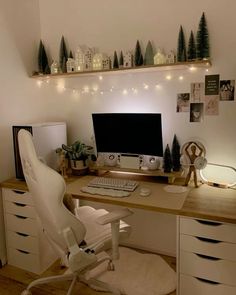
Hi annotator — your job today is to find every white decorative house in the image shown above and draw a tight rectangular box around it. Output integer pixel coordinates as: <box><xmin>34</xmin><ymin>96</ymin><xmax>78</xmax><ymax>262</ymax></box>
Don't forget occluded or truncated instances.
<box><xmin>66</xmin><ymin>58</ymin><xmax>76</xmax><ymax>73</ymax></box>
<box><xmin>74</xmin><ymin>47</ymin><xmax>85</xmax><ymax>71</ymax></box>
<box><xmin>93</xmin><ymin>53</ymin><xmax>110</xmax><ymax>70</ymax></box>
<box><xmin>154</xmin><ymin>49</ymin><xmax>166</xmax><ymax>65</ymax></box>
<box><xmin>84</xmin><ymin>47</ymin><xmax>94</xmax><ymax>70</ymax></box>
<box><xmin>50</xmin><ymin>61</ymin><xmax>60</xmax><ymax>74</ymax></box>
<box><xmin>123</xmin><ymin>51</ymin><xmax>133</xmax><ymax>68</ymax></box>
<box><xmin>166</xmin><ymin>50</ymin><xmax>176</xmax><ymax>64</ymax></box>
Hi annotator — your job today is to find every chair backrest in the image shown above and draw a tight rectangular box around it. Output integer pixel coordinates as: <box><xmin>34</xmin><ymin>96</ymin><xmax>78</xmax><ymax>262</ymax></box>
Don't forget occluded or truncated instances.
<box><xmin>18</xmin><ymin>129</ymin><xmax>86</xmax><ymax>253</ymax></box>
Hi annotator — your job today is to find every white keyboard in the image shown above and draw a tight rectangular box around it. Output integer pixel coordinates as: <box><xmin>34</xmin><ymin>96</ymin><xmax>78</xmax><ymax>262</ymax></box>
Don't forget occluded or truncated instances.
<box><xmin>81</xmin><ymin>186</ymin><xmax>130</xmax><ymax>198</ymax></box>
<box><xmin>88</xmin><ymin>177</ymin><xmax>138</xmax><ymax>192</ymax></box>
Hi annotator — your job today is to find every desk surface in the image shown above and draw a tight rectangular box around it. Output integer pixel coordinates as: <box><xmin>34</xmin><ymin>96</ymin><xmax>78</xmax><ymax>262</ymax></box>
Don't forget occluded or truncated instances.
<box><xmin>2</xmin><ymin>175</ymin><xmax>236</xmax><ymax>224</ymax></box>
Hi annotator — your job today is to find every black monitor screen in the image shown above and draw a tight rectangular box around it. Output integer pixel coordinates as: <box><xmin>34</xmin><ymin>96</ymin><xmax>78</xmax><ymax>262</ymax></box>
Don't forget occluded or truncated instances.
<box><xmin>92</xmin><ymin>113</ymin><xmax>163</xmax><ymax>157</ymax></box>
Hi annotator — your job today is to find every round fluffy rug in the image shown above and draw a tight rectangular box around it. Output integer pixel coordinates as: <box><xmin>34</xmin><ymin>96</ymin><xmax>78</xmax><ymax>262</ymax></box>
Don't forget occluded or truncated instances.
<box><xmin>88</xmin><ymin>247</ymin><xmax>176</xmax><ymax>295</ymax></box>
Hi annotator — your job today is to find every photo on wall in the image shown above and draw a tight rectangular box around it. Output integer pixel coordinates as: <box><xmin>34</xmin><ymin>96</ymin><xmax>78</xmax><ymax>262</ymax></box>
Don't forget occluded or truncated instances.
<box><xmin>220</xmin><ymin>80</ymin><xmax>235</xmax><ymax>101</ymax></box>
<box><xmin>205</xmin><ymin>74</ymin><xmax>220</xmax><ymax>95</ymax></box>
<box><xmin>205</xmin><ymin>95</ymin><xmax>219</xmax><ymax>115</ymax></box>
<box><xmin>176</xmin><ymin>93</ymin><xmax>190</xmax><ymax>112</ymax></box>
<box><xmin>190</xmin><ymin>82</ymin><xmax>205</xmax><ymax>102</ymax></box>
<box><xmin>190</xmin><ymin>103</ymin><xmax>204</xmax><ymax>122</ymax></box>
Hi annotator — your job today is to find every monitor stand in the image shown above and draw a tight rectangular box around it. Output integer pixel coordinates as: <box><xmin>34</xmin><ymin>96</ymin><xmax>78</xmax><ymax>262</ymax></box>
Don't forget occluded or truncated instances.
<box><xmin>119</xmin><ymin>154</ymin><xmax>140</xmax><ymax>169</ymax></box>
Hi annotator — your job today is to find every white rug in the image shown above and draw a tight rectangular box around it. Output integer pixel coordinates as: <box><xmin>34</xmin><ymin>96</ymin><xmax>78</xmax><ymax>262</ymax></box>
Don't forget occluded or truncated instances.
<box><xmin>88</xmin><ymin>247</ymin><xmax>176</xmax><ymax>295</ymax></box>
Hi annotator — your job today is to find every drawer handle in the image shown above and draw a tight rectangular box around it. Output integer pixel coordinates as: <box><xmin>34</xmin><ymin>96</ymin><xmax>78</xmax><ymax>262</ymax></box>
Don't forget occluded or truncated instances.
<box><xmin>17</xmin><ymin>249</ymin><xmax>30</xmax><ymax>255</ymax></box>
<box><xmin>14</xmin><ymin>214</ymin><xmax>27</xmax><ymax>220</ymax></box>
<box><xmin>13</xmin><ymin>202</ymin><xmax>26</xmax><ymax>207</ymax></box>
<box><xmin>196</xmin><ymin>237</ymin><xmax>221</xmax><ymax>244</ymax></box>
<box><xmin>196</xmin><ymin>253</ymin><xmax>220</xmax><ymax>261</ymax></box>
<box><xmin>12</xmin><ymin>190</ymin><xmax>26</xmax><ymax>195</ymax></box>
<box><xmin>16</xmin><ymin>232</ymin><xmax>29</xmax><ymax>237</ymax></box>
<box><xmin>196</xmin><ymin>277</ymin><xmax>220</xmax><ymax>285</ymax></box>
<box><xmin>197</xmin><ymin>219</ymin><xmax>222</xmax><ymax>226</ymax></box>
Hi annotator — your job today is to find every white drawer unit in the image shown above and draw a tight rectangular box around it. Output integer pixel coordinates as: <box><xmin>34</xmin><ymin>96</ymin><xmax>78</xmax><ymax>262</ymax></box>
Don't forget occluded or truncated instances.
<box><xmin>2</xmin><ymin>188</ymin><xmax>58</xmax><ymax>274</ymax></box>
<box><xmin>178</xmin><ymin>216</ymin><xmax>236</xmax><ymax>294</ymax></box>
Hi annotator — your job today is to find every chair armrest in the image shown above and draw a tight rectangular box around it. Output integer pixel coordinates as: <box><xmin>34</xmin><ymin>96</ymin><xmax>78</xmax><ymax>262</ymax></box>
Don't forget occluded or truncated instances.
<box><xmin>96</xmin><ymin>208</ymin><xmax>133</xmax><ymax>225</ymax></box>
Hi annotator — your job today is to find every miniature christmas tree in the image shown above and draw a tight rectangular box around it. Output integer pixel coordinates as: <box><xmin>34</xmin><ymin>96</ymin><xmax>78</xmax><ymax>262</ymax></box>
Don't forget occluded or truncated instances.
<box><xmin>177</xmin><ymin>26</ymin><xmax>186</xmax><ymax>62</ymax></box>
<box><xmin>119</xmin><ymin>51</ymin><xmax>124</xmax><ymax>67</ymax></box>
<box><xmin>69</xmin><ymin>50</ymin><xmax>73</xmax><ymax>59</ymax></box>
<box><xmin>59</xmin><ymin>36</ymin><xmax>68</xmax><ymax>72</ymax></box>
<box><xmin>163</xmin><ymin>144</ymin><xmax>173</xmax><ymax>173</ymax></box>
<box><xmin>196</xmin><ymin>12</ymin><xmax>210</xmax><ymax>59</ymax></box>
<box><xmin>144</xmin><ymin>40</ymin><xmax>154</xmax><ymax>65</ymax></box>
<box><xmin>134</xmin><ymin>40</ymin><xmax>143</xmax><ymax>66</ymax></box>
<box><xmin>113</xmin><ymin>51</ymin><xmax>119</xmax><ymax>68</ymax></box>
<box><xmin>171</xmin><ymin>135</ymin><xmax>181</xmax><ymax>171</ymax></box>
<box><xmin>187</xmin><ymin>31</ymin><xmax>196</xmax><ymax>61</ymax></box>
<box><xmin>38</xmin><ymin>40</ymin><xmax>49</xmax><ymax>74</ymax></box>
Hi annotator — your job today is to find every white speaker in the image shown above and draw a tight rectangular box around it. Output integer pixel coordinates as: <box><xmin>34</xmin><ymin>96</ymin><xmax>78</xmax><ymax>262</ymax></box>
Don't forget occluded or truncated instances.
<box><xmin>142</xmin><ymin>156</ymin><xmax>161</xmax><ymax>170</ymax></box>
<box><xmin>102</xmin><ymin>153</ymin><xmax>118</xmax><ymax>167</ymax></box>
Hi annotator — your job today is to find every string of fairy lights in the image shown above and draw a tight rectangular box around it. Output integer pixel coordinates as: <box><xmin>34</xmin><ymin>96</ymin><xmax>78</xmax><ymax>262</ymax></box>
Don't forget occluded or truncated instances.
<box><xmin>36</xmin><ymin>66</ymin><xmax>210</xmax><ymax>97</ymax></box>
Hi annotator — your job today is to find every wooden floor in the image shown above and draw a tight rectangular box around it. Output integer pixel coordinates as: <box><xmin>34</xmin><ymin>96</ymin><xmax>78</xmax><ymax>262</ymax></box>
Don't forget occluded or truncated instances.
<box><xmin>0</xmin><ymin>253</ymin><xmax>176</xmax><ymax>295</ymax></box>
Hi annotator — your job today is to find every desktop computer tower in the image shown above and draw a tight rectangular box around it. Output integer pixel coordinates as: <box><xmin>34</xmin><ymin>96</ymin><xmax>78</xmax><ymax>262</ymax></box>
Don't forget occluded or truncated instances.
<box><xmin>13</xmin><ymin>122</ymin><xmax>67</xmax><ymax>180</ymax></box>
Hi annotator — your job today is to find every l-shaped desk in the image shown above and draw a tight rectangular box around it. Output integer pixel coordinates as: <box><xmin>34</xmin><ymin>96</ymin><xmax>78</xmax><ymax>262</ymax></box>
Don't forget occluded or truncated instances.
<box><xmin>2</xmin><ymin>174</ymin><xmax>236</xmax><ymax>294</ymax></box>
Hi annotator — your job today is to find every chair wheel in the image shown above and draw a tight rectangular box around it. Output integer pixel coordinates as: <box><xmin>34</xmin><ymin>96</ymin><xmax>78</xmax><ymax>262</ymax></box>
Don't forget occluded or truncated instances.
<box><xmin>21</xmin><ymin>290</ymin><xmax>32</xmax><ymax>295</ymax></box>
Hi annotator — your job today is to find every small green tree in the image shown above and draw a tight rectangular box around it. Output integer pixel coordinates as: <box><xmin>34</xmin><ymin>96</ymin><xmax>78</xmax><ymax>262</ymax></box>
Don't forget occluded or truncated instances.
<box><xmin>113</xmin><ymin>51</ymin><xmax>119</xmax><ymax>68</ymax></box>
<box><xmin>134</xmin><ymin>40</ymin><xmax>143</xmax><ymax>66</ymax></box>
<box><xmin>177</xmin><ymin>26</ymin><xmax>186</xmax><ymax>62</ymax></box>
<box><xmin>59</xmin><ymin>36</ymin><xmax>68</xmax><ymax>72</ymax></box>
<box><xmin>69</xmin><ymin>50</ymin><xmax>73</xmax><ymax>59</ymax></box>
<box><xmin>163</xmin><ymin>144</ymin><xmax>173</xmax><ymax>173</ymax></box>
<box><xmin>38</xmin><ymin>40</ymin><xmax>49</xmax><ymax>74</ymax></box>
<box><xmin>171</xmin><ymin>135</ymin><xmax>181</xmax><ymax>171</ymax></box>
<box><xmin>119</xmin><ymin>51</ymin><xmax>124</xmax><ymax>67</ymax></box>
<box><xmin>196</xmin><ymin>12</ymin><xmax>210</xmax><ymax>59</ymax></box>
<box><xmin>144</xmin><ymin>40</ymin><xmax>154</xmax><ymax>65</ymax></box>
<box><xmin>187</xmin><ymin>31</ymin><xmax>196</xmax><ymax>61</ymax></box>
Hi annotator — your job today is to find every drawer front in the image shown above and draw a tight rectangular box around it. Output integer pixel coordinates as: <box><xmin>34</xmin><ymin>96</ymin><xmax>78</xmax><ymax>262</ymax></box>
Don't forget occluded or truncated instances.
<box><xmin>7</xmin><ymin>247</ymin><xmax>40</xmax><ymax>274</ymax></box>
<box><xmin>5</xmin><ymin>213</ymin><xmax>38</xmax><ymax>236</ymax></box>
<box><xmin>4</xmin><ymin>201</ymin><xmax>36</xmax><ymax>218</ymax></box>
<box><xmin>6</xmin><ymin>230</ymin><xmax>38</xmax><ymax>254</ymax></box>
<box><xmin>180</xmin><ymin>274</ymin><xmax>236</xmax><ymax>295</ymax></box>
<box><xmin>2</xmin><ymin>189</ymin><xmax>33</xmax><ymax>205</ymax></box>
<box><xmin>180</xmin><ymin>234</ymin><xmax>236</xmax><ymax>261</ymax></box>
<box><xmin>180</xmin><ymin>217</ymin><xmax>236</xmax><ymax>243</ymax></box>
<box><xmin>180</xmin><ymin>250</ymin><xmax>236</xmax><ymax>286</ymax></box>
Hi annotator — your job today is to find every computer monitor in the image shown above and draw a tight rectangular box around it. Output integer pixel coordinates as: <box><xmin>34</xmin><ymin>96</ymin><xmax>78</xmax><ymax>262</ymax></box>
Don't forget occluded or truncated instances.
<box><xmin>92</xmin><ymin>113</ymin><xmax>163</xmax><ymax>157</ymax></box>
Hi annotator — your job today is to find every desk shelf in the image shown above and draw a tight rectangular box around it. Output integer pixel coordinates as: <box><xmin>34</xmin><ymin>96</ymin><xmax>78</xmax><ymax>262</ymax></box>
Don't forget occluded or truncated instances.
<box><xmin>90</xmin><ymin>165</ymin><xmax>182</xmax><ymax>183</ymax></box>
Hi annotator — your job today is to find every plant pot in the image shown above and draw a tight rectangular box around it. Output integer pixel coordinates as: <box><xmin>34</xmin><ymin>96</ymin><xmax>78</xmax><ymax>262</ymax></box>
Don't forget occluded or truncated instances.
<box><xmin>70</xmin><ymin>159</ymin><xmax>89</xmax><ymax>175</ymax></box>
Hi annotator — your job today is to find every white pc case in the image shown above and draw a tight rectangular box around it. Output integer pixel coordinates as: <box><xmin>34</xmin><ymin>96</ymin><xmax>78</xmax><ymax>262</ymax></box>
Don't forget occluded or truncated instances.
<box><xmin>13</xmin><ymin>122</ymin><xmax>67</xmax><ymax>179</ymax></box>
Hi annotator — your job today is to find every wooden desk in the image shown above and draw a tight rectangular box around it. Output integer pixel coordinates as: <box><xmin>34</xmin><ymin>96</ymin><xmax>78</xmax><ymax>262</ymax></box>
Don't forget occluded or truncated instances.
<box><xmin>66</xmin><ymin>175</ymin><xmax>189</xmax><ymax>215</ymax></box>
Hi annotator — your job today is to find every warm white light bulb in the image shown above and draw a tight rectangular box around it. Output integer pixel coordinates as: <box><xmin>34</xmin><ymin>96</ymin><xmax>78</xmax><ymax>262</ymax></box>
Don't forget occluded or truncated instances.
<box><xmin>143</xmin><ymin>84</ymin><xmax>149</xmax><ymax>89</ymax></box>
<box><xmin>123</xmin><ymin>89</ymin><xmax>128</xmax><ymax>95</ymax></box>
<box><xmin>99</xmin><ymin>75</ymin><xmax>103</xmax><ymax>81</ymax></box>
<box><xmin>166</xmin><ymin>75</ymin><xmax>172</xmax><ymax>80</ymax></box>
<box><xmin>179</xmin><ymin>76</ymin><xmax>184</xmax><ymax>80</ymax></box>
<box><xmin>37</xmin><ymin>80</ymin><xmax>43</xmax><ymax>87</ymax></box>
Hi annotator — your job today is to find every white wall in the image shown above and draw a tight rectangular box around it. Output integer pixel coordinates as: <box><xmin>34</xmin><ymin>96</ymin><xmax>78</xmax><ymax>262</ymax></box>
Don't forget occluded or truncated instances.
<box><xmin>38</xmin><ymin>0</ymin><xmax>236</xmax><ymax>173</ymax></box>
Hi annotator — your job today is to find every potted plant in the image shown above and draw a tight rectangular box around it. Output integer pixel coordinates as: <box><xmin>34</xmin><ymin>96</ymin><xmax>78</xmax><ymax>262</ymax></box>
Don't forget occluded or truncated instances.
<box><xmin>62</xmin><ymin>141</ymin><xmax>95</xmax><ymax>175</ymax></box>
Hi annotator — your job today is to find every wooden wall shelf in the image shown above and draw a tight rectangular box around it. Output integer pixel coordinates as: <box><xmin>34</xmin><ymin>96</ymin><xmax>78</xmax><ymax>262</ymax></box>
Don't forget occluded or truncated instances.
<box><xmin>31</xmin><ymin>60</ymin><xmax>211</xmax><ymax>80</ymax></box>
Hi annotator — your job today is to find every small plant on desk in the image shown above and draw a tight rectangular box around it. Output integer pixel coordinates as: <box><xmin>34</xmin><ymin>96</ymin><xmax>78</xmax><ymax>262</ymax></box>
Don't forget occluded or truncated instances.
<box><xmin>62</xmin><ymin>141</ymin><xmax>95</xmax><ymax>175</ymax></box>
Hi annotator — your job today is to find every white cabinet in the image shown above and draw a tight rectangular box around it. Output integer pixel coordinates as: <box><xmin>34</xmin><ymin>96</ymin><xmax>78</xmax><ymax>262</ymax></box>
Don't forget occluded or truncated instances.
<box><xmin>178</xmin><ymin>216</ymin><xmax>236</xmax><ymax>295</ymax></box>
<box><xmin>2</xmin><ymin>188</ymin><xmax>58</xmax><ymax>274</ymax></box>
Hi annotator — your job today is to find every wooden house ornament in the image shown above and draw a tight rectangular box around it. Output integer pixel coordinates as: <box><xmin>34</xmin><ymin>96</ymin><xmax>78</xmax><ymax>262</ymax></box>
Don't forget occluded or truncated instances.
<box><xmin>166</xmin><ymin>50</ymin><xmax>176</xmax><ymax>64</ymax></box>
<box><xmin>123</xmin><ymin>51</ymin><xmax>133</xmax><ymax>68</ymax></box>
<box><xmin>66</xmin><ymin>58</ymin><xmax>76</xmax><ymax>73</ymax></box>
<box><xmin>50</xmin><ymin>61</ymin><xmax>60</xmax><ymax>74</ymax></box>
<box><xmin>154</xmin><ymin>49</ymin><xmax>166</xmax><ymax>65</ymax></box>
<box><xmin>74</xmin><ymin>47</ymin><xmax>85</xmax><ymax>71</ymax></box>
<box><xmin>93</xmin><ymin>53</ymin><xmax>110</xmax><ymax>70</ymax></box>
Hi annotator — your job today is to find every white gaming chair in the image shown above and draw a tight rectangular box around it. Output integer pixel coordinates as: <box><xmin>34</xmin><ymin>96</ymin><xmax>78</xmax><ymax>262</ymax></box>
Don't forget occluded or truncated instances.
<box><xmin>18</xmin><ymin>129</ymin><xmax>133</xmax><ymax>295</ymax></box>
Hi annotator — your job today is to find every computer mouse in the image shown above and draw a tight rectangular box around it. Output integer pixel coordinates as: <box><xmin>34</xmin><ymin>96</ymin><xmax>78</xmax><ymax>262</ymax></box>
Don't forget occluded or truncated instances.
<box><xmin>139</xmin><ymin>187</ymin><xmax>151</xmax><ymax>197</ymax></box>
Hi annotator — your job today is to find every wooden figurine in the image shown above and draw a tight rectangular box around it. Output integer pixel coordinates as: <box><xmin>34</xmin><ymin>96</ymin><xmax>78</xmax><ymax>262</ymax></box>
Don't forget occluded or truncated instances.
<box><xmin>184</xmin><ymin>141</ymin><xmax>203</xmax><ymax>187</ymax></box>
<box><xmin>57</xmin><ymin>150</ymin><xmax>68</xmax><ymax>178</ymax></box>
